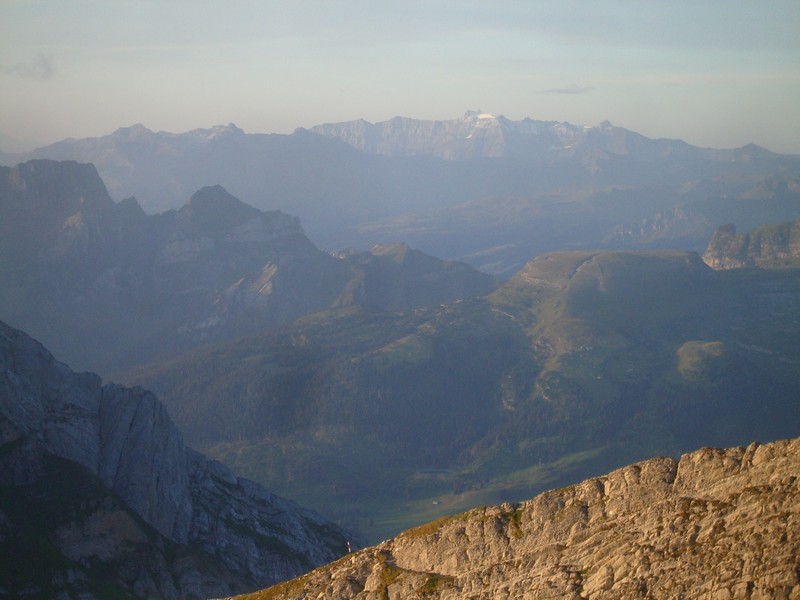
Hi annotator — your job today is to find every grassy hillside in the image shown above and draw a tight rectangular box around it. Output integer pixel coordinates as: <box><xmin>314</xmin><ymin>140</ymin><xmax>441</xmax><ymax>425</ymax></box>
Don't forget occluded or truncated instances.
<box><xmin>120</xmin><ymin>251</ymin><xmax>800</xmax><ymax>542</ymax></box>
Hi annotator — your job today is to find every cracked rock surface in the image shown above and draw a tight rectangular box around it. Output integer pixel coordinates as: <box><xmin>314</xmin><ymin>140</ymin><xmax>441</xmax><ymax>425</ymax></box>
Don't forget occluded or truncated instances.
<box><xmin>244</xmin><ymin>438</ymin><xmax>800</xmax><ymax>599</ymax></box>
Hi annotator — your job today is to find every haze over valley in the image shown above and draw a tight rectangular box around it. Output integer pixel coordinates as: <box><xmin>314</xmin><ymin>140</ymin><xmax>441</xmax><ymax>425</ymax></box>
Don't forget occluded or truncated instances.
<box><xmin>2</xmin><ymin>1</ymin><xmax>800</xmax><ymax>598</ymax></box>
<box><xmin>2</xmin><ymin>113</ymin><xmax>800</xmax><ymax>598</ymax></box>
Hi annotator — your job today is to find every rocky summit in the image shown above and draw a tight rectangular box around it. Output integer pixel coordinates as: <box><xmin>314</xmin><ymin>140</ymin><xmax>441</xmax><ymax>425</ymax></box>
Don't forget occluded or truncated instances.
<box><xmin>238</xmin><ymin>437</ymin><xmax>800</xmax><ymax>599</ymax></box>
<box><xmin>0</xmin><ymin>320</ymin><xmax>350</xmax><ymax>599</ymax></box>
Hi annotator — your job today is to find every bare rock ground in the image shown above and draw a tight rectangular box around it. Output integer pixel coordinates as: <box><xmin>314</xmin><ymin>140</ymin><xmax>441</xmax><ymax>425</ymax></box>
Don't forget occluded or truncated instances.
<box><xmin>239</xmin><ymin>437</ymin><xmax>800</xmax><ymax>599</ymax></box>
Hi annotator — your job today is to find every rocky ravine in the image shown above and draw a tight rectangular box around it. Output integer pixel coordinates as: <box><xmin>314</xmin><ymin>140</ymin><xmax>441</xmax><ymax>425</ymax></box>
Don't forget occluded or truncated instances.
<box><xmin>0</xmin><ymin>320</ymin><xmax>349</xmax><ymax>599</ymax></box>
<box><xmin>237</xmin><ymin>437</ymin><xmax>800</xmax><ymax>599</ymax></box>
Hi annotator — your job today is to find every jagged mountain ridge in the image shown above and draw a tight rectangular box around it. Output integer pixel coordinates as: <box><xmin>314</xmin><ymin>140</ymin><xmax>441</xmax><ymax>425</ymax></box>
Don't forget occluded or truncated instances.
<box><xmin>0</xmin><ymin>160</ymin><xmax>497</xmax><ymax>374</ymax></box>
<box><xmin>0</xmin><ymin>320</ymin><xmax>350</xmax><ymax>599</ymax></box>
<box><xmin>238</xmin><ymin>437</ymin><xmax>800</xmax><ymax>599</ymax></box>
<box><xmin>0</xmin><ymin>123</ymin><xmax>525</xmax><ymax>229</ymax></box>
<box><xmin>121</xmin><ymin>250</ymin><xmax>800</xmax><ymax>542</ymax></box>
<box><xmin>311</xmin><ymin>110</ymin><xmax>722</xmax><ymax>161</ymax></box>
<box><xmin>3</xmin><ymin>117</ymin><xmax>798</xmax><ymax>273</ymax></box>
<box><xmin>704</xmin><ymin>219</ymin><xmax>800</xmax><ymax>269</ymax></box>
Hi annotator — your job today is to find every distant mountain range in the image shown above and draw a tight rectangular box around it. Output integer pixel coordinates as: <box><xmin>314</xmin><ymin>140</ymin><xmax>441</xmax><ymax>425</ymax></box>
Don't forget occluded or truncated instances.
<box><xmin>0</xmin><ymin>160</ymin><xmax>496</xmax><ymax>374</ymax></box>
<box><xmin>3</xmin><ymin>113</ymin><xmax>799</xmax><ymax>275</ymax></box>
<box><xmin>244</xmin><ymin>436</ymin><xmax>800</xmax><ymax>599</ymax></box>
<box><xmin>0</xmin><ymin>320</ymin><xmax>349</xmax><ymax>599</ymax></box>
<box><xmin>311</xmin><ymin>110</ymin><xmax>729</xmax><ymax>161</ymax></box>
<box><xmin>2</xmin><ymin>144</ymin><xmax>799</xmax><ymax>549</ymax></box>
<box><xmin>3</xmin><ymin>156</ymin><xmax>798</xmax><ymax>544</ymax></box>
<box><xmin>3</xmin><ymin>116</ymin><xmax>799</xmax><ymax>598</ymax></box>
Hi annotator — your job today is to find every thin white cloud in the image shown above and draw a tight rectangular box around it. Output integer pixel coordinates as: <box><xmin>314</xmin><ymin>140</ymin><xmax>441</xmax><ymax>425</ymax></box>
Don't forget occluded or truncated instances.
<box><xmin>601</xmin><ymin>72</ymin><xmax>800</xmax><ymax>86</ymax></box>
<box><xmin>542</xmin><ymin>85</ymin><xmax>594</xmax><ymax>95</ymax></box>
<box><xmin>2</xmin><ymin>54</ymin><xmax>55</xmax><ymax>80</ymax></box>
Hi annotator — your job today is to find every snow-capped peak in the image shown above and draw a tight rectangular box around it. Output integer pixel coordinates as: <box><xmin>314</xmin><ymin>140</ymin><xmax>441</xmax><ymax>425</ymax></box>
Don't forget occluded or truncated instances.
<box><xmin>463</xmin><ymin>110</ymin><xmax>497</xmax><ymax>121</ymax></box>
<box><xmin>204</xmin><ymin>123</ymin><xmax>244</xmax><ymax>139</ymax></box>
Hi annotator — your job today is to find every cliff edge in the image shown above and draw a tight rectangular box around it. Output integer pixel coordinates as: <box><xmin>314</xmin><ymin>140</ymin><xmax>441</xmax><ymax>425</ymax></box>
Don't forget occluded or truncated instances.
<box><xmin>240</xmin><ymin>437</ymin><xmax>800</xmax><ymax>599</ymax></box>
<box><xmin>703</xmin><ymin>221</ymin><xmax>800</xmax><ymax>269</ymax></box>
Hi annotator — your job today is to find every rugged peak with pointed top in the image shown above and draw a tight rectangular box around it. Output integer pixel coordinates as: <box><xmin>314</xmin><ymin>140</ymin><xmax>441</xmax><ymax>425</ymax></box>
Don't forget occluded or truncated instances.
<box><xmin>113</xmin><ymin>123</ymin><xmax>154</xmax><ymax>139</ymax></box>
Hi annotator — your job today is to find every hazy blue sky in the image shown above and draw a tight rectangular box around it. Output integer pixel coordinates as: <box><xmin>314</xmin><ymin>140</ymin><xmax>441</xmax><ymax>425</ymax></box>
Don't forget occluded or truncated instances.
<box><xmin>2</xmin><ymin>0</ymin><xmax>799</xmax><ymax>152</ymax></box>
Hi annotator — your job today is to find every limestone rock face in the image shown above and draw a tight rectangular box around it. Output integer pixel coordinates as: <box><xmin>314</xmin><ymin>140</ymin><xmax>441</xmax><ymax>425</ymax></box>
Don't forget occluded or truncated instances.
<box><xmin>0</xmin><ymin>319</ymin><xmax>193</xmax><ymax>542</ymax></box>
<box><xmin>99</xmin><ymin>384</ymin><xmax>193</xmax><ymax>542</ymax></box>
<box><xmin>704</xmin><ymin>221</ymin><xmax>800</xmax><ymax>269</ymax></box>
<box><xmin>247</xmin><ymin>438</ymin><xmax>800</xmax><ymax>600</ymax></box>
<box><xmin>0</xmin><ymin>320</ymin><xmax>350</xmax><ymax>599</ymax></box>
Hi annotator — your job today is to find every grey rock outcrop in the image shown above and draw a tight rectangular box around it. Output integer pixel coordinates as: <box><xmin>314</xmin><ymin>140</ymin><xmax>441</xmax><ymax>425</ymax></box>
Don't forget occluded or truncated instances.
<box><xmin>0</xmin><ymin>320</ymin><xmax>350</xmax><ymax>598</ymax></box>
<box><xmin>246</xmin><ymin>437</ymin><xmax>800</xmax><ymax>599</ymax></box>
<box><xmin>703</xmin><ymin>221</ymin><xmax>800</xmax><ymax>269</ymax></box>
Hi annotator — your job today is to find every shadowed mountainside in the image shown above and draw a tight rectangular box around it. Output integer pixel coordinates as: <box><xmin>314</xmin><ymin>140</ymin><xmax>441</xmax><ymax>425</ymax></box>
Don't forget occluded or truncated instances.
<box><xmin>121</xmin><ymin>250</ymin><xmax>800</xmax><ymax>542</ymax></box>
<box><xmin>0</xmin><ymin>320</ymin><xmax>350</xmax><ymax>599</ymax></box>
<box><xmin>0</xmin><ymin>160</ymin><xmax>497</xmax><ymax>374</ymax></box>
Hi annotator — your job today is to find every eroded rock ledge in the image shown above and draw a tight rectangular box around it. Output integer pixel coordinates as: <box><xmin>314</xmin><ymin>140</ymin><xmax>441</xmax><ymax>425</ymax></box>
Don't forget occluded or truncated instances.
<box><xmin>243</xmin><ymin>437</ymin><xmax>799</xmax><ymax>599</ymax></box>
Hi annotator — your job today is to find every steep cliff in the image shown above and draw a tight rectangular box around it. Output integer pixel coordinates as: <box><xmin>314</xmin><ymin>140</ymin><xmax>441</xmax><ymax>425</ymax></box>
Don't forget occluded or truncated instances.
<box><xmin>703</xmin><ymin>221</ymin><xmax>800</xmax><ymax>269</ymax></box>
<box><xmin>238</xmin><ymin>437</ymin><xmax>800</xmax><ymax>599</ymax></box>
<box><xmin>0</xmin><ymin>320</ymin><xmax>349</xmax><ymax>599</ymax></box>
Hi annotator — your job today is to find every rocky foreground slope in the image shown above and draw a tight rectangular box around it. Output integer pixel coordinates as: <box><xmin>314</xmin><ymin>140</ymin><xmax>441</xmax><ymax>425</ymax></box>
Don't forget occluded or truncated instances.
<box><xmin>0</xmin><ymin>320</ymin><xmax>349</xmax><ymax>599</ymax></box>
<box><xmin>237</xmin><ymin>437</ymin><xmax>800</xmax><ymax>599</ymax></box>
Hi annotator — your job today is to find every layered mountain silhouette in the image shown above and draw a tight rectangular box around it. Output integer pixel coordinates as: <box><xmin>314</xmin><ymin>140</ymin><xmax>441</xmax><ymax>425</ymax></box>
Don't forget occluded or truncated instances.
<box><xmin>244</xmin><ymin>436</ymin><xmax>800</xmax><ymax>599</ymax></box>
<box><xmin>0</xmin><ymin>160</ymin><xmax>497</xmax><ymax>374</ymax></box>
<box><xmin>122</xmin><ymin>249</ymin><xmax>800</xmax><ymax>541</ymax></box>
<box><xmin>3</xmin><ymin>115</ymin><xmax>799</xmax><ymax>275</ymax></box>
<box><xmin>0</xmin><ymin>320</ymin><xmax>349</xmax><ymax>599</ymax></box>
<box><xmin>2</xmin><ymin>132</ymin><xmax>799</xmax><ymax>557</ymax></box>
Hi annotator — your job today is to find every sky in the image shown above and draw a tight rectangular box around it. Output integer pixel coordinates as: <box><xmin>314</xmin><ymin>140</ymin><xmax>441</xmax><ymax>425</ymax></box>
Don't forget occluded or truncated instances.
<box><xmin>1</xmin><ymin>0</ymin><xmax>799</xmax><ymax>153</ymax></box>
